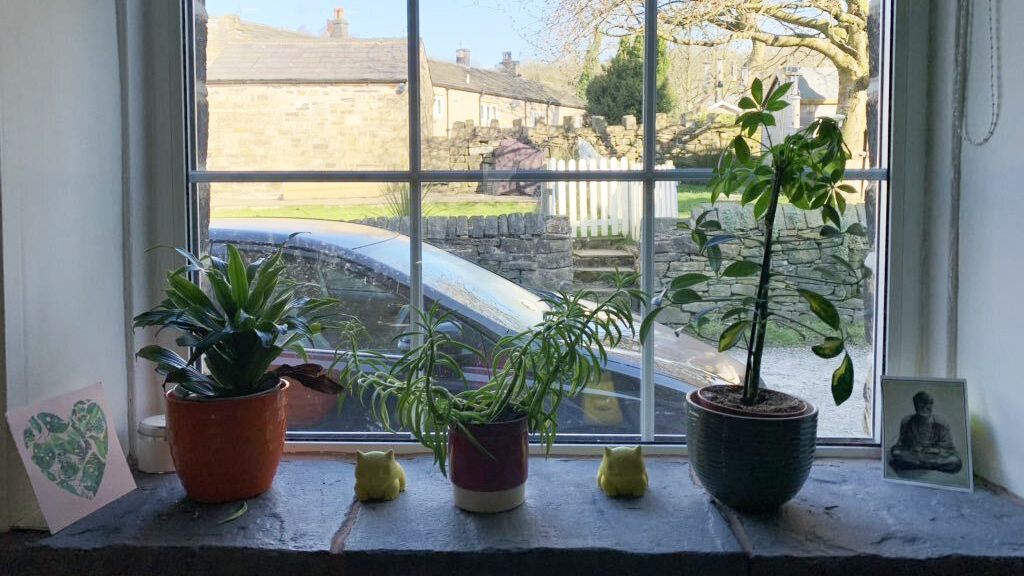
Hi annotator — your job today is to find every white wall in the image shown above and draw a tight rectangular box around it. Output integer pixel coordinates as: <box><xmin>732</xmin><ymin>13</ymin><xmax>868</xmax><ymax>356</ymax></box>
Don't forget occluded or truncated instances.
<box><xmin>0</xmin><ymin>0</ymin><xmax>127</xmax><ymax>526</ymax></box>
<box><xmin>956</xmin><ymin>0</ymin><xmax>1024</xmax><ymax>496</ymax></box>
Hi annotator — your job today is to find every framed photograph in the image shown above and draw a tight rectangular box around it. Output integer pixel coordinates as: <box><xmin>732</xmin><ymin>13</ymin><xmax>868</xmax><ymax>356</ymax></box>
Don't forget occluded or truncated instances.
<box><xmin>881</xmin><ymin>376</ymin><xmax>972</xmax><ymax>491</ymax></box>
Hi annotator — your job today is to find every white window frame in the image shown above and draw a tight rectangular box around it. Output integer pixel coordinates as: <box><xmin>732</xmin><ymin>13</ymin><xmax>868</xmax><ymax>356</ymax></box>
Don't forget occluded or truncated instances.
<box><xmin>172</xmin><ymin>0</ymin><xmax>913</xmax><ymax>455</ymax></box>
<box><xmin>433</xmin><ymin>94</ymin><xmax>444</xmax><ymax>117</ymax></box>
<box><xmin>480</xmin><ymin>102</ymin><xmax>498</xmax><ymax>125</ymax></box>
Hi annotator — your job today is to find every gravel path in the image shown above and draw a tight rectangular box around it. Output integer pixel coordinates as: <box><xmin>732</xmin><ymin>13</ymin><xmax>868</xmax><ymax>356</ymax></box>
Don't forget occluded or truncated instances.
<box><xmin>728</xmin><ymin>344</ymin><xmax>873</xmax><ymax>438</ymax></box>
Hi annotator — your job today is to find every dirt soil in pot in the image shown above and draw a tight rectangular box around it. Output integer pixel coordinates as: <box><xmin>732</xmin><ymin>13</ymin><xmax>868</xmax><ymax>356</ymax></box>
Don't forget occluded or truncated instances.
<box><xmin>699</xmin><ymin>386</ymin><xmax>807</xmax><ymax>416</ymax></box>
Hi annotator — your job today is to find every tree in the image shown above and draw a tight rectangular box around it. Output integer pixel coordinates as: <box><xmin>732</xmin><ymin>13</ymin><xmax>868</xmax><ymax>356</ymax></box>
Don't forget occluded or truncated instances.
<box><xmin>534</xmin><ymin>0</ymin><xmax>873</xmax><ymax>163</ymax></box>
<box><xmin>585</xmin><ymin>35</ymin><xmax>674</xmax><ymax>123</ymax></box>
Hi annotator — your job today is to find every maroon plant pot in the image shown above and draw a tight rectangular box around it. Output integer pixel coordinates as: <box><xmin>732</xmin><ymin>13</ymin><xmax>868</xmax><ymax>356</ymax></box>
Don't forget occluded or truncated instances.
<box><xmin>448</xmin><ymin>416</ymin><xmax>529</xmax><ymax>513</ymax></box>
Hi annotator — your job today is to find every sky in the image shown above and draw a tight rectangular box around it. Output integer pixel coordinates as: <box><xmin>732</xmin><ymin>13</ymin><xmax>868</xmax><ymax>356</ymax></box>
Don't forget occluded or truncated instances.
<box><xmin>205</xmin><ymin>0</ymin><xmax>547</xmax><ymax>68</ymax></box>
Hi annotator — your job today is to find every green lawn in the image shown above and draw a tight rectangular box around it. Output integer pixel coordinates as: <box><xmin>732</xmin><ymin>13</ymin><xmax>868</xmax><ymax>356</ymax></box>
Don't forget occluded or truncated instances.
<box><xmin>677</xmin><ymin>183</ymin><xmax>714</xmax><ymax>219</ymax></box>
<box><xmin>213</xmin><ymin>201</ymin><xmax>538</xmax><ymax>221</ymax></box>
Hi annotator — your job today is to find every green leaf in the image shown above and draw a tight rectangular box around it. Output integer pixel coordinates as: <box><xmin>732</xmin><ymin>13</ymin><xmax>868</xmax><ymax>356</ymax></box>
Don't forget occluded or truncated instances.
<box><xmin>764</xmin><ymin>99</ymin><xmax>788</xmax><ymax>112</ymax></box>
<box><xmin>812</xmin><ymin>337</ymin><xmax>845</xmax><ymax>359</ymax></box>
<box><xmin>738</xmin><ymin>96</ymin><xmax>757</xmax><ymax>110</ymax></box>
<box><xmin>732</xmin><ymin>136</ymin><xmax>751</xmax><ymax>163</ymax></box>
<box><xmin>765</xmin><ymin>81</ymin><xmax>793</xmax><ymax>105</ymax></box>
<box><xmin>704</xmin><ymin>234</ymin><xmax>737</xmax><ymax>249</ymax></box>
<box><xmin>718</xmin><ymin>320</ymin><xmax>751</xmax><ymax>352</ymax></box>
<box><xmin>753</xmin><ymin>189</ymin><xmax>772</xmax><ymax>220</ymax></box>
<box><xmin>722</xmin><ymin>260</ymin><xmax>761</xmax><ymax>278</ymax></box>
<box><xmin>831</xmin><ymin>353</ymin><xmax>854</xmax><ymax>405</ymax></box>
<box><xmin>721</xmin><ymin>307</ymin><xmax>748</xmax><ymax>322</ymax></box>
<box><xmin>819</xmin><ymin>225</ymin><xmax>841</xmax><ymax>238</ymax></box>
<box><xmin>217</xmin><ymin>502</ymin><xmax>248</xmax><ymax>525</ymax></box>
<box><xmin>797</xmin><ymin>289</ymin><xmax>841</xmax><ymax>330</ymax></box>
<box><xmin>225</xmin><ymin>244</ymin><xmax>250</xmax><ymax>311</ymax></box>
<box><xmin>639</xmin><ymin>305</ymin><xmax>666</xmax><ymax>343</ymax></box>
<box><xmin>751</xmin><ymin>77</ymin><xmax>763</xmax><ymax>105</ymax></box>
<box><xmin>822</xmin><ymin>205</ymin><xmax>841</xmax><ymax>228</ymax></box>
<box><xmin>670</xmin><ymin>289</ymin><xmax>702</xmax><ymax>305</ymax></box>
<box><xmin>671</xmin><ymin>273</ymin><xmax>709</xmax><ymax>289</ymax></box>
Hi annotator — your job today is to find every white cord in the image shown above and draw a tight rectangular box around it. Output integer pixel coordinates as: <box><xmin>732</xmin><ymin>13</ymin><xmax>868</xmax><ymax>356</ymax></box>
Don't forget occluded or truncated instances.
<box><xmin>955</xmin><ymin>0</ymin><xmax>1001</xmax><ymax>146</ymax></box>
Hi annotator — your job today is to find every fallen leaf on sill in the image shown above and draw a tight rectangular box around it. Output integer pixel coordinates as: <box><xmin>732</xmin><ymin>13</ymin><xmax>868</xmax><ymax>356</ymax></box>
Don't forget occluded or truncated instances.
<box><xmin>217</xmin><ymin>502</ymin><xmax>248</xmax><ymax>525</ymax></box>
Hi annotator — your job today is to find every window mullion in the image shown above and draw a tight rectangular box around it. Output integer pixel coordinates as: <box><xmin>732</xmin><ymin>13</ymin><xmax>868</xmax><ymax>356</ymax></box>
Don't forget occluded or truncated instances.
<box><xmin>408</xmin><ymin>0</ymin><xmax>424</xmax><ymax>336</ymax></box>
<box><xmin>640</xmin><ymin>0</ymin><xmax>658</xmax><ymax>442</ymax></box>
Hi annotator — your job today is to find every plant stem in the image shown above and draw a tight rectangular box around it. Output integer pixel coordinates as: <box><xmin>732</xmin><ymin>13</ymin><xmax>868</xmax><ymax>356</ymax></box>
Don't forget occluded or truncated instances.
<box><xmin>741</xmin><ymin>166</ymin><xmax>785</xmax><ymax>406</ymax></box>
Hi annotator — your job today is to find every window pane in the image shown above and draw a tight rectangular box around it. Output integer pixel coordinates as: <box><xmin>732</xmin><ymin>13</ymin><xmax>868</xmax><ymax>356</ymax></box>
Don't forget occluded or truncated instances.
<box><xmin>195</xmin><ymin>1</ymin><xmax>409</xmax><ymax>172</ymax></box>
<box><xmin>418</xmin><ymin>0</ymin><xmax>640</xmax><ymax>172</ymax></box>
<box><xmin>652</xmin><ymin>180</ymin><xmax>879</xmax><ymax>440</ymax></box>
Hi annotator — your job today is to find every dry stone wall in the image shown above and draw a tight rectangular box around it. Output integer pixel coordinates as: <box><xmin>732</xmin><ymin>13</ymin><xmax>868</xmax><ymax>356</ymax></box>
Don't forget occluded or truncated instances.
<box><xmin>652</xmin><ymin>202</ymin><xmax>871</xmax><ymax>329</ymax></box>
<box><xmin>353</xmin><ymin>214</ymin><xmax>573</xmax><ymax>291</ymax></box>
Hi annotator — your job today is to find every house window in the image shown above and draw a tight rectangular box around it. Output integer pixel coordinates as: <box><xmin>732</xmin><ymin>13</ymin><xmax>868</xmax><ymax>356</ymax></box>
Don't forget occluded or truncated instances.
<box><xmin>186</xmin><ymin>0</ymin><xmax>890</xmax><ymax>445</ymax></box>
<box><xmin>481</xmin><ymin>103</ymin><xmax>498</xmax><ymax>126</ymax></box>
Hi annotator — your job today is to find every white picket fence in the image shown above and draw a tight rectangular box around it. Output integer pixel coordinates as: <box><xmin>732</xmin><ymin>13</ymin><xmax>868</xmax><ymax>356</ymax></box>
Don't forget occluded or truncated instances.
<box><xmin>543</xmin><ymin>158</ymin><xmax>677</xmax><ymax>240</ymax></box>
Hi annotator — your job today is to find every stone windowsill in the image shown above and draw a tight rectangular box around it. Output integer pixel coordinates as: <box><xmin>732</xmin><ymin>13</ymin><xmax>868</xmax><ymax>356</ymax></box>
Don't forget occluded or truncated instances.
<box><xmin>3</xmin><ymin>456</ymin><xmax>1024</xmax><ymax>576</ymax></box>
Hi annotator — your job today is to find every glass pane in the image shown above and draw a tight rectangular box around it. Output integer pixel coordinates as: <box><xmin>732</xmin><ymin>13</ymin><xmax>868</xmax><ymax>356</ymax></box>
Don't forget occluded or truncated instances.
<box><xmin>648</xmin><ymin>1</ymin><xmax>885</xmax><ymax>172</ymax></box>
<box><xmin>418</xmin><ymin>0</ymin><xmax>640</xmax><ymax>171</ymax></box>
<box><xmin>208</xmin><ymin>182</ymin><xmax>415</xmax><ymax>435</ymax></box>
<box><xmin>652</xmin><ymin>180</ymin><xmax>879</xmax><ymax>440</ymax></box>
<box><xmin>194</xmin><ymin>1</ymin><xmax>409</xmax><ymax>172</ymax></box>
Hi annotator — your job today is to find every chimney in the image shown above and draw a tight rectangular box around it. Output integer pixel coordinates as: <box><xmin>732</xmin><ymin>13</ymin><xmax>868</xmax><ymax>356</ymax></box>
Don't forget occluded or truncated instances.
<box><xmin>327</xmin><ymin>8</ymin><xmax>349</xmax><ymax>39</ymax></box>
<box><xmin>456</xmin><ymin>48</ymin><xmax>471</xmax><ymax>67</ymax></box>
<box><xmin>499</xmin><ymin>51</ymin><xmax>521</xmax><ymax>77</ymax></box>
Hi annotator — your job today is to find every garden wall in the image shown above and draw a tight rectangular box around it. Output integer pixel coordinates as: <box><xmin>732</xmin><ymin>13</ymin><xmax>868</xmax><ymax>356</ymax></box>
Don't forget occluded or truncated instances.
<box><xmin>353</xmin><ymin>214</ymin><xmax>574</xmax><ymax>291</ymax></box>
<box><xmin>652</xmin><ymin>202</ymin><xmax>871</xmax><ymax>328</ymax></box>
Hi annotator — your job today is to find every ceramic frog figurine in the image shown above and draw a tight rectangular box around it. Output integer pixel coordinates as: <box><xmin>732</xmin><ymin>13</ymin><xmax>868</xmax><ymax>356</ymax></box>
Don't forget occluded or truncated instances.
<box><xmin>355</xmin><ymin>450</ymin><xmax>406</xmax><ymax>501</ymax></box>
<box><xmin>597</xmin><ymin>446</ymin><xmax>648</xmax><ymax>497</ymax></box>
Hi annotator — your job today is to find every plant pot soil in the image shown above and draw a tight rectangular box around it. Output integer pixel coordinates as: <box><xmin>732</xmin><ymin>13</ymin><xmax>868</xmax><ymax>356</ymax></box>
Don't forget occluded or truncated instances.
<box><xmin>165</xmin><ymin>380</ymin><xmax>289</xmax><ymax>503</ymax></box>
<box><xmin>687</xmin><ymin>385</ymin><xmax>817</xmax><ymax>512</ymax></box>
<box><xmin>448</xmin><ymin>416</ymin><xmax>528</xmax><ymax>513</ymax></box>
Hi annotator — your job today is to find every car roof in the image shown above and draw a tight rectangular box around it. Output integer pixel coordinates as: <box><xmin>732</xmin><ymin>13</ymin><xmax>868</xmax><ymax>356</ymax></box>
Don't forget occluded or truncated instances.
<box><xmin>209</xmin><ymin>217</ymin><xmax>547</xmax><ymax>334</ymax></box>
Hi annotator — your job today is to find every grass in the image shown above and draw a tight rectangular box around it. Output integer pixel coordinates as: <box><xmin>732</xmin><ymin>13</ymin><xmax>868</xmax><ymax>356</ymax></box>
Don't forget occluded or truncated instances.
<box><xmin>213</xmin><ymin>201</ymin><xmax>538</xmax><ymax>221</ymax></box>
<box><xmin>677</xmin><ymin>183</ymin><xmax>714</xmax><ymax>219</ymax></box>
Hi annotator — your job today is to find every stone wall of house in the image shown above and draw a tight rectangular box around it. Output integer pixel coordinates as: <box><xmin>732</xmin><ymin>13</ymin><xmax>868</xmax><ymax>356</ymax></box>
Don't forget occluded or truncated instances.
<box><xmin>206</xmin><ymin>83</ymin><xmax>414</xmax><ymax>202</ymax></box>
<box><xmin>651</xmin><ymin>202</ymin><xmax>871</xmax><ymax>329</ymax></box>
<box><xmin>352</xmin><ymin>214</ymin><xmax>573</xmax><ymax>290</ymax></box>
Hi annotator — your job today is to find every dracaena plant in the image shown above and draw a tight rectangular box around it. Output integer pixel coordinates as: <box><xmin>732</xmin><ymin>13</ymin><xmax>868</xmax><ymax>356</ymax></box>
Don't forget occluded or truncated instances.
<box><xmin>133</xmin><ymin>234</ymin><xmax>358</xmax><ymax>398</ymax></box>
<box><xmin>644</xmin><ymin>78</ymin><xmax>869</xmax><ymax>407</ymax></box>
<box><xmin>353</xmin><ymin>278</ymin><xmax>642</xmax><ymax>475</ymax></box>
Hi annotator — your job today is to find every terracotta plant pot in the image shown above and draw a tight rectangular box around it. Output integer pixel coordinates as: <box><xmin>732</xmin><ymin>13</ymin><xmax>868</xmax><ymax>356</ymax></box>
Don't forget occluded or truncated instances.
<box><xmin>165</xmin><ymin>380</ymin><xmax>289</xmax><ymax>503</ymax></box>
<box><xmin>448</xmin><ymin>416</ymin><xmax>528</xmax><ymax>513</ymax></box>
<box><xmin>686</xmin><ymin>385</ymin><xmax>818</xmax><ymax>512</ymax></box>
<box><xmin>282</xmin><ymin>376</ymin><xmax>336</xmax><ymax>428</ymax></box>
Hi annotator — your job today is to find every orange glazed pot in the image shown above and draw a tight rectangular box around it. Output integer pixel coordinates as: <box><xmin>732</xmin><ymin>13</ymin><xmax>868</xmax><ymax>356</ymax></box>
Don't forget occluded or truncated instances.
<box><xmin>165</xmin><ymin>380</ymin><xmax>289</xmax><ymax>503</ymax></box>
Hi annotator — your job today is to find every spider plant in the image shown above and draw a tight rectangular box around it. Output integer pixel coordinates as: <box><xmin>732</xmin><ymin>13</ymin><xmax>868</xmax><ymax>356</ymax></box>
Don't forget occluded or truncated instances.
<box><xmin>644</xmin><ymin>78</ymin><xmax>863</xmax><ymax>407</ymax></box>
<box><xmin>353</xmin><ymin>277</ymin><xmax>642</xmax><ymax>474</ymax></box>
<box><xmin>133</xmin><ymin>233</ymin><xmax>360</xmax><ymax>398</ymax></box>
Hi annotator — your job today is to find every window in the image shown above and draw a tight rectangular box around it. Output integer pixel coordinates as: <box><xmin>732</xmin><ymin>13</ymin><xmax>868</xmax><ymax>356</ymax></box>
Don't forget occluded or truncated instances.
<box><xmin>187</xmin><ymin>0</ymin><xmax>890</xmax><ymax>445</ymax></box>
<box><xmin>481</xmin><ymin>103</ymin><xmax>498</xmax><ymax>126</ymax></box>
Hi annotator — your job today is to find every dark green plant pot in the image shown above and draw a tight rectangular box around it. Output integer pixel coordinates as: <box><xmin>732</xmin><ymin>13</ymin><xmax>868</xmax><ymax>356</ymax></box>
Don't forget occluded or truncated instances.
<box><xmin>686</xmin><ymin>386</ymin><xmax>818</xmax><ymax>512</ymax></box>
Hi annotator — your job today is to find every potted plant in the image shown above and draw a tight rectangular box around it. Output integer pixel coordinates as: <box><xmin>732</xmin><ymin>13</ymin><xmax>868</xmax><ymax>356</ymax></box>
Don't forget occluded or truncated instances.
<box><xmin>353</xmin><ymin>281</ymin><xmax>640</xmax><ymax>513</ymax></box>
<box><xmin>643</xmin><ymin>79</ymin><xmax>867</xmax><ymax>511</ymax></box>
<box><xmin>133</xmin><ymin>236</ymin><xmax>357</xmax><ymax>503</ymax></box>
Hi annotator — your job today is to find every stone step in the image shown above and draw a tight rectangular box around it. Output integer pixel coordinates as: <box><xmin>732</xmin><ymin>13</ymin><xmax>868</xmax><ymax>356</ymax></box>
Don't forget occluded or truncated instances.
<box><xmin>572</xmin><ymin>248</ymin><xmax>635</xmax><ymax>268</ymax></box>
<box><xmin>573</xmin><ymin>236</ymin><xmax>629</xmax><ymax>250</ymax></box>
<box><xmin>574</xmin><ymin>266</ymin><xmax>636</xmax><ymax>284</ymax></box>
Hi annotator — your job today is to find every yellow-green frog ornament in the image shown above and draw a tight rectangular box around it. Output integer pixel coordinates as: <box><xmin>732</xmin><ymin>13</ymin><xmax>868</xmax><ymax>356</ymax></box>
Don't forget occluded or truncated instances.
<box><xmin>597</xmin><ymin>446</ymin><xmax>648</xmax><ymax>497</ymax></box>
<box><xmin>355</xmin><ymin>450</ymin><xmax>407</xmax><ymax>501</ymax></box>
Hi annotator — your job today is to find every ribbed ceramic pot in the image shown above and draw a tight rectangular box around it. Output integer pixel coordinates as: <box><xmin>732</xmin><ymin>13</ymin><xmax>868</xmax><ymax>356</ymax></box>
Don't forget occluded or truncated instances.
<box><xmin>165</xmin><ymin>380</ymin><xmax>289</xmax><ymax>503</ymax></box>
<box><xmin>448</xmin><ymin>417</ymin><xmax>529</xmax><ymax>513</ymax></box>
<box><xmin>686</xmin><ymin>386</ymin><xmax>817</xmax><ymax>512</ymax></box>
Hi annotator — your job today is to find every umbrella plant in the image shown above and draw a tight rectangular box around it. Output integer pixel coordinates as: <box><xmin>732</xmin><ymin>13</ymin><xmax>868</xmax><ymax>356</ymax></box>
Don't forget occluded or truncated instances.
<box><xmin>643</xmin><ymin>78</ymin><xmax>870</xmax><ymax>407</ymax></box>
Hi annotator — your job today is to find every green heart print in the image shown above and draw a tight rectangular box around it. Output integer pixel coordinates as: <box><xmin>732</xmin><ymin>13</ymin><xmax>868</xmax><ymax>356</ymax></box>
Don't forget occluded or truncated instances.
<box><xmin>23</xmin><ymin>399</ymin><xmax>108</xmax><ymax>499</ymax></box>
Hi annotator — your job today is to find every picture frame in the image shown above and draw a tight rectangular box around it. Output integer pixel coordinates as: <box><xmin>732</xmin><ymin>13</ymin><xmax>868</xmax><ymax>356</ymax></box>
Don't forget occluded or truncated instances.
<box><xmin>880</xmin><ymin>376</ymin><xmax>972</xmax><ymax>492</ymax></box>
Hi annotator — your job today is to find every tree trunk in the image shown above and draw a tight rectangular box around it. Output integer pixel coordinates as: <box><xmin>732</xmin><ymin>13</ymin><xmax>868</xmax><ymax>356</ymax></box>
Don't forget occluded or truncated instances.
<box><xmin>836</xmin><ymin>68</ymin><xmax>869</xmax><ymax>171</ymax></box>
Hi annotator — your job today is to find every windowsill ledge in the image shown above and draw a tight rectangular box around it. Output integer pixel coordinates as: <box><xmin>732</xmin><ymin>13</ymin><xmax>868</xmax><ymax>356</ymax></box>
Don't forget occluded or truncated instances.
<box><xmin>5</xmin><ymin>456</ymin><xmax>1024</xmax><ymax>575</ymax></box>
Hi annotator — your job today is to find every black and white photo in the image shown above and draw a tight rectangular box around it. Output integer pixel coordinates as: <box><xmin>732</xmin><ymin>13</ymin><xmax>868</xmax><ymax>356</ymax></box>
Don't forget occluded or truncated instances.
<box><xmin>881</xmin><ymin>377</ymin><xmax>972</xmax><ymax>491</ymax></box>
